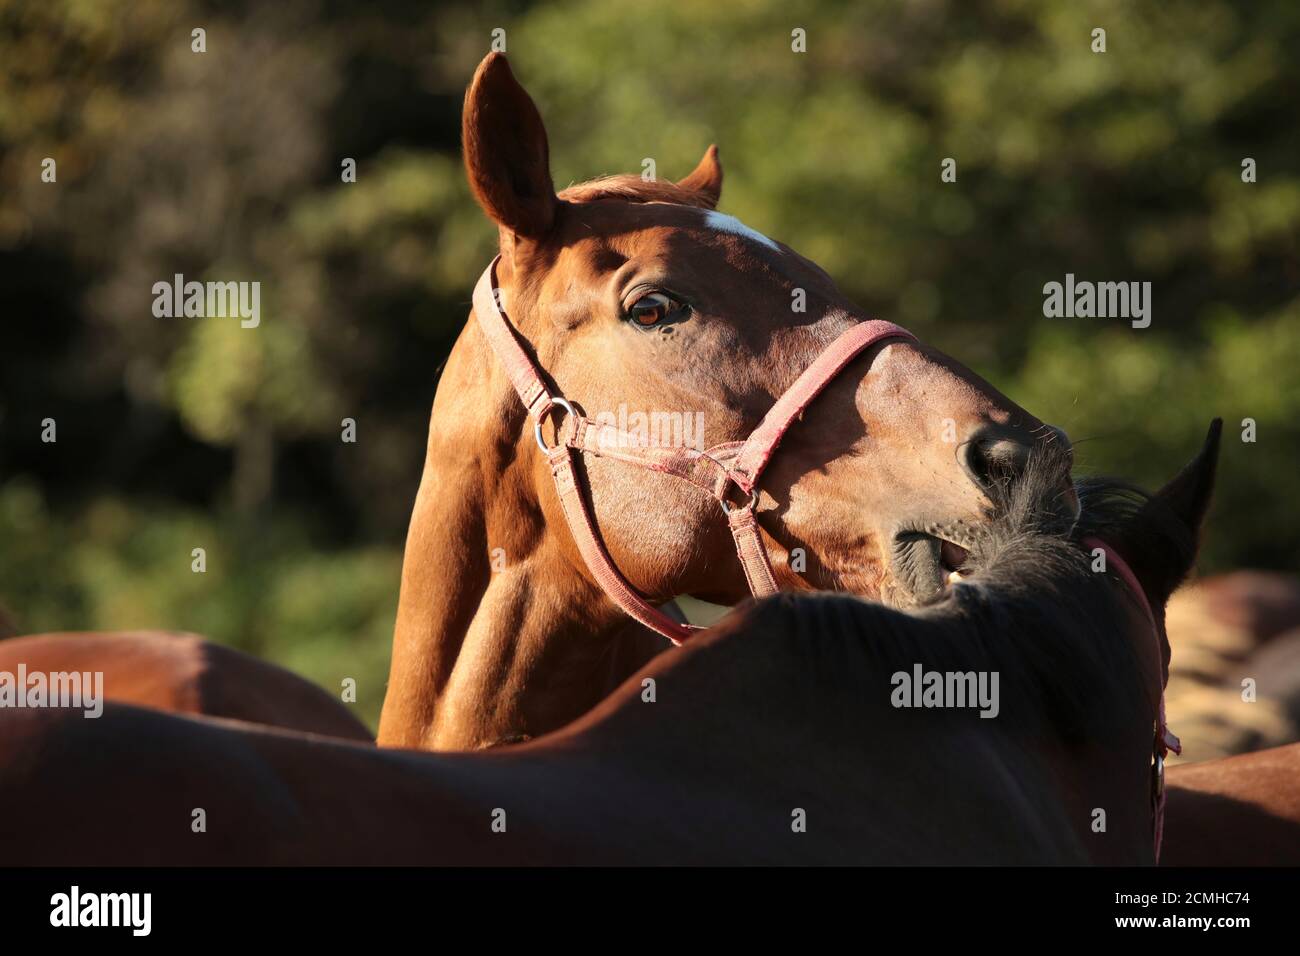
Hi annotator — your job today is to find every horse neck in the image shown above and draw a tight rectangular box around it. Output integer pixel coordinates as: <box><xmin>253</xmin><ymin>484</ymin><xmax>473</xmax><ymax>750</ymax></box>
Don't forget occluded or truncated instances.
<box><xmin>552</xmin><ymin>594</ymin><xmax>1153</xmax><ymax>864</ymax></box>
<box><xmin>377</xmin><ymin>317</ymin><xmax>662</xmax><ymax>751</ymax></box>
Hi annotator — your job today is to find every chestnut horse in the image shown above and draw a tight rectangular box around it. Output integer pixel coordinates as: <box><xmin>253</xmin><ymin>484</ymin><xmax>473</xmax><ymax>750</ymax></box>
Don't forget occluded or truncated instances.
<box><xmin>0</xmin><ymin>631</ymin><xmax>370</xmax><ymax>740</ymax></box>
<box><xmin>378</xmin><ymin>52</ymin><xmax>1075</xmax><ymax>751</ymax></box>
<box><xmin>0</xmin><ymin>432</ymin><xmax>1216</xmax><ymax>865</ymax></box>
<box><xmin>1163</xmin><ymin>743</ymin><xmax>1300</xmax><ymax>865</ymax></box>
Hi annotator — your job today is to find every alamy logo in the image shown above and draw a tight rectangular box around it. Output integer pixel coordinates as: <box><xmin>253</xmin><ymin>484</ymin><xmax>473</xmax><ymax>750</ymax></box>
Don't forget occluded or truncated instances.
<box><xmin>152</xmin><ymin>274</ymin><xmax>261</xmax><ymax>328</ymax></box>
<box><xmin>1042</xmin><ymin>273</ymin><xmax>1151</xmax><ymax>328</ymax></box>
<box><xmin>890</xmin><ymin>664</ymin><xmax>1000</xmax><ymax>718</ymax></box>
<box><xmin>0</xmin><ymin>666</ymin><xmax>103</xmax><ymax>718</ymax></box>
<box><xmin>592</xmin><ymin>405</ymin><xmax>705</xmax><ymax>451</ymax></box>
<box><xmin>50</xmin><ymin>886</ymin><xmax>151</xmax><ymax>936</ymax></box>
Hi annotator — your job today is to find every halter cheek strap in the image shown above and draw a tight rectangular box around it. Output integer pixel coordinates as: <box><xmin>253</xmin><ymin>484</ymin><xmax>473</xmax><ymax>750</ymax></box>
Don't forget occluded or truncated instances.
<box><xmin>472</xmin><ymin>255</ymin><xmax>915</xmax><ymax>644</ymax></box>
<box><xmin>1082</xmin><ymin>536</ymin><xmax>1181</xmax><ymax>862</ymax></box>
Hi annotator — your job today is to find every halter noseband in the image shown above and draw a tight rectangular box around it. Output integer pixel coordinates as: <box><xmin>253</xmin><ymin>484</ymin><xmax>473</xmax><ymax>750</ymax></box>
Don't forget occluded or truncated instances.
<box><xmin>1082</xmin><ymin>536</ymin><xmax>1181</xmax><ymax>862</ymax></box>
<box><xmin>472</xmin><ymin>254</ymin><xmax>915</xmax><ymax>644</ymax></box>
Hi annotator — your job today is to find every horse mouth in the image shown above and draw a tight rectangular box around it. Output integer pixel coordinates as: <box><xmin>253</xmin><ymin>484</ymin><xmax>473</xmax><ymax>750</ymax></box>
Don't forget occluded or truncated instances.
<box><xmin>891</xmin><ymin>529</ymin><xmax>974</xmax><ymax>604</ymax></box>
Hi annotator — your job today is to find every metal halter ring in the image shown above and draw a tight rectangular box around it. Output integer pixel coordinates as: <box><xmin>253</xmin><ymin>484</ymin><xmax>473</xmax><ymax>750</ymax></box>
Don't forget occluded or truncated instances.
<box><xmin>719</xmin><ymin>486</ymin><xmax>760</xmax><ymax>515</ymax></box>
<box><xmin>534</xmin><ymin>397</ymin><xmax>577</xmax><ymax>453</ymax></box>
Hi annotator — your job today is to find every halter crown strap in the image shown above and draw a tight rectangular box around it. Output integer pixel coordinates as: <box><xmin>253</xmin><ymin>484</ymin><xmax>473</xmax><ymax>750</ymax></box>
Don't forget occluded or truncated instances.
<box><xmin>471</xmin><ymin>254</ymin><xmax>917</xmax><ymax>645</ymax></box>
<box><xmin>472</xmin><ymin>257</ymin><xmax>554</xmax><ymax>418</ymax></box>
<box><xmin>1082</xmin><ymin>536</ymin><xmax>1180</xmax><ymax>862</ymax></box>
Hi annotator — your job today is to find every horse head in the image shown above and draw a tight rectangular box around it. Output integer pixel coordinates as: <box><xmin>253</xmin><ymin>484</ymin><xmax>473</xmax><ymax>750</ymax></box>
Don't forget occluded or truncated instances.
<box><xmin>381</xmin><ymin>53</ymin><xmax>1080</xmax><ymax>748</ymax></box>
<box><xmin>462</xmin><ymin>52</ymin><xmax>1079</xmax><ymax>604</ymax></box>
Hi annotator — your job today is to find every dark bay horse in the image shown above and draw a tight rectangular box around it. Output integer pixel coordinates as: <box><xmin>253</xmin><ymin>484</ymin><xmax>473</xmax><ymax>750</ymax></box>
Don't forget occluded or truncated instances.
<box><xmin>0</xmin><ymin>631</ymin><xmax>370</xmax><ymax>741</ymax></box>
<box><xmin>379</xmin><ymin>52</ymin><xmax>1076</xmax><ymax>751</ymax></box>
<box><xmin>0</xmin><ymin>431</ymin><xmax>1216</xmax><ymax>865</ymax></box>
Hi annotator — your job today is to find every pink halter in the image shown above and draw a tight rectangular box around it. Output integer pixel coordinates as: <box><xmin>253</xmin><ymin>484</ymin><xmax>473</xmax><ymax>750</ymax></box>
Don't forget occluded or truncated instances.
<box><xmin>472</xmin><ymin>254</ymin><xmax>915</xmax><ymax>644</ymax></box>
<box><xmin>1082</xmin><ymin>536</ymin><xmax>1181</xmax><ymax>862</ymax></box>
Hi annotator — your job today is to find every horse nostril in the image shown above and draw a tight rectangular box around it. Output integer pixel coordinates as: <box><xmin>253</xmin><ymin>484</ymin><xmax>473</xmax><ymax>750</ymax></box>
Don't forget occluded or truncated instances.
<box><xmin>962</xmin><ymin>436</ymin><xmax>1032</xmax><ymax>493</ymax></box>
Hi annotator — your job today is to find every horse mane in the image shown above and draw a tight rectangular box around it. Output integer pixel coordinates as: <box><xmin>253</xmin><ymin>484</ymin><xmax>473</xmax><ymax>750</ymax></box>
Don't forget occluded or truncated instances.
<box><xmin>721</xmin><ymin>445</ymin><xmax>1192</xmax><ymax>744</ymax></box>
<box><xmin>558</xmin><ymin>174</ymin><xmax>720</xmax><ymax>209</ymax></box>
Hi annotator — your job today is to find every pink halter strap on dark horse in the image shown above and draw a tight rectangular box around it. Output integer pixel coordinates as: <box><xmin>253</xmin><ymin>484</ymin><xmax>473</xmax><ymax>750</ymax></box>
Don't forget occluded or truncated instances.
<box><xmin>472</xmin><ymin>254</ymin><xmax>916</xmax><ymax>644</ymax></box>
<box><xmin>1082</xmin><ymin>536</ymin><xmax>1181</xmax><ymax>862</ymax></box>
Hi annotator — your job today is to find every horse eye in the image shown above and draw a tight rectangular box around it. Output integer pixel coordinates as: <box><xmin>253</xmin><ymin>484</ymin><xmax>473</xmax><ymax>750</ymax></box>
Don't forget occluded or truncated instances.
<box><xmin>627</xmin><ymin>292</ymin><xmax>684</xmax><ymax>327</ymax></box>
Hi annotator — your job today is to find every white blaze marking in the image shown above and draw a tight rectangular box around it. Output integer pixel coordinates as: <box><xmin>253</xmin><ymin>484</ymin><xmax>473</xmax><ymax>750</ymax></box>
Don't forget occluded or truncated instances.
<box><xmin>702</xmin><ymin>210</ymin><xmax>780</xmax><ymax>251</ymax></box>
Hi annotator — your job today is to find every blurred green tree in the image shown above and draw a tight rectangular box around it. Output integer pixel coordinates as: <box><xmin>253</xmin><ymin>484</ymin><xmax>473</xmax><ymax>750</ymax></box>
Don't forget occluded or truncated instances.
<box><xmin>0</xmin><ymin>0</ymin><xmax>1296</xmax><ymax>726</ymax></box>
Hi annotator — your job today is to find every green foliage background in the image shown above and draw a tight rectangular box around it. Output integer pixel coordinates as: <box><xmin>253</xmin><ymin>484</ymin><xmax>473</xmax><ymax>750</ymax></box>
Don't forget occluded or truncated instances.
<box><xmin>1</xmin><ymin>0</ymin><xmax>1296</xmax><ymax>728</ymax></box>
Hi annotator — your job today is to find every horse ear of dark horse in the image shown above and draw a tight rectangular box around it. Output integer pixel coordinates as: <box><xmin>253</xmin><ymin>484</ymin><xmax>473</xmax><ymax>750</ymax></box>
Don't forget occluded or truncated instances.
<box><xmin>677</xmin><ymin>144</ymin><xmax>723</xmax><ymax>208</ymax></box>
<box><xmin>461</xmin><ymin>52</ymin><xmax>557</xmax><ymax>242</ymax></box>
<box><xmin>1113</xmin><ymin>418</ymin><xmax>1223</xmax><ymax>611</ymax></box>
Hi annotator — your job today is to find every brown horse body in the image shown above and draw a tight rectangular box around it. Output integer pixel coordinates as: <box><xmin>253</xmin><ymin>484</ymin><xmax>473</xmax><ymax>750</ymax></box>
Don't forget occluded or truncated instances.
<box><xmin>378</xmin><ymin>53</ymin><xmax>1075</xmax><ymax>751</ymax></box>
<box><xmin>0</xmin><ymin>435</ymin><xmax>1216</xmax><ymax>865</ymax></box>
<box><xmin>0</xmin><ymin>580</ymin><xmax>1147</xmax><ymax>865</ymax></box>
<box><xmin>1163</xmin><ymin>743</ymin><xmax>1300</xmax><ymax>865</ymax></box>
<box><xmin>0</xmin><ymin>631</ymin><xmax>370</xmax><ymax>741</ymax></box>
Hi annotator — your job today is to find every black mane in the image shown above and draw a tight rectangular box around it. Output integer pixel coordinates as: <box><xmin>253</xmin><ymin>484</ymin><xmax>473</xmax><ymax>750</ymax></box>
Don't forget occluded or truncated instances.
<box><xmin>733</xmin><ymin>445</ymin><xmax>1193</xmax><ymax>743</ymax></box>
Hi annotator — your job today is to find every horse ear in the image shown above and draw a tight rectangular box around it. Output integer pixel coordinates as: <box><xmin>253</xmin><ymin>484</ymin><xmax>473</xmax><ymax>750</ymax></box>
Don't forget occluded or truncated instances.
<box><xmin>677</xmin><ymin>145</ymin><xmax>723</xmax><ymax>208</ymax></box>
<box><xmin>1149</xmin><ymin>418</ymin><xmax>1221</xmax><ymax>539</ymax></box>
<box><xmin>1115</xmin><ymin>419</ymin><xmax>1222</xmax><ymax>609</ymax></box>
<box><xmin>462</xmin><ymin>53</ymin><xmax>557</xmax><ymax>239</ymax></box>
